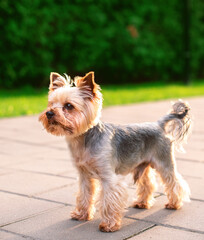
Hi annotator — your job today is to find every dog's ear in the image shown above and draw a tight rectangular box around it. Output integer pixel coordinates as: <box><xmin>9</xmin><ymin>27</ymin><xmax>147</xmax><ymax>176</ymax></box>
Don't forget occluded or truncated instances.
<box><xmin>49</xmin><ymin>72</ymin><xmax>67</xmax><ymax>91</ymax></box>
<box><xmin>75</xmin><ymin>72</ymin><xmax>98</xmax><ymax>95</ymax></box>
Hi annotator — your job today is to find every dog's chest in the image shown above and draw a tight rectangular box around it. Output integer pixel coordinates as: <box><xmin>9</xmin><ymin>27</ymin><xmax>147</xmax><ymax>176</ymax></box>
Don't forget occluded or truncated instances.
<box><xmin>68</xmin><ymin>139</ymin><xmax>98</xmax><ymax>176</ymax></box>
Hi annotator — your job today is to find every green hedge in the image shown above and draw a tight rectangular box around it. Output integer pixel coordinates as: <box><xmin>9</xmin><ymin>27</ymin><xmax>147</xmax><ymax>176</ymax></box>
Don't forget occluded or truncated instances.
<box><xmin>0</xmin><ymin>0</ymin><xmax>204</xmax><ymax>88</ymax></box>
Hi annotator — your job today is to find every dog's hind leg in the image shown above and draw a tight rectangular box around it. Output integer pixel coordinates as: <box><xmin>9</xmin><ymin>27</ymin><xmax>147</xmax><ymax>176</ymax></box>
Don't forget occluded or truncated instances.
<box><xmin>154</xmin><ymin>149</ymin><xmax>190</xmax><ymax>209</ymax></box>
<box><xmin>132</xmin><ymin>163</ymin><xmax>157</xmax><ymax>209</ymax></box>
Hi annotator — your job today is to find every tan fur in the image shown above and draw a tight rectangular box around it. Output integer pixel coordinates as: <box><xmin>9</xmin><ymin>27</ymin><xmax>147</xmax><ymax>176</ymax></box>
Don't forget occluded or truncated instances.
<box><xmin>133</xmin><ymin>165</ymin><xmax>157</xmax><ymax>209</ymax></box>
<box><xmin>99</xmin><ymin>180</ymin><xmax>128</xmax><ymax>232</ymax></box>
<box><xmin>71</xmin><ymin>174</ymin><xmax>99</xmax><ymax>221</ymax></box>
<box><xmin>159</xmin><ymin>170</ymin><xmax>190</xmax><ymax>209</ymax></box>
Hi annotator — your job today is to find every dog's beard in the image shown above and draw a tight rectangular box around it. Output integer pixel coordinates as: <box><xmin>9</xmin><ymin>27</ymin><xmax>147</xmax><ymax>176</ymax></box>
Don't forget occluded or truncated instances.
<box><xmin>39</xmin><ymin>110</ymin><xmax>74</xmax><ymax>136</ymax></box>
<box><xmin>39</xmin><ymin>107</ymin><xmax>95</xmax><ymax>137</ymax></box>
<box><xmin>49</xmin><ymin>119</ymin><xmax>73</xmax><ymax>135</ymax></box>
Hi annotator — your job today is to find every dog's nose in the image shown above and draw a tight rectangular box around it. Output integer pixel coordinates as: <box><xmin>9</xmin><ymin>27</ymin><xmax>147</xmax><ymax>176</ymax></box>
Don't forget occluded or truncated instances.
<box><xmin>46</xmin><ymin>111</ymin><xmax>54</xmax><ymax>119</ymax></box>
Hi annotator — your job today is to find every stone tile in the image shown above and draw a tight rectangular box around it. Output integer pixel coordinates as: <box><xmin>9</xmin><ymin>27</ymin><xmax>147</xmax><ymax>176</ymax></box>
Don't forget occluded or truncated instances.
<box><xmin>0</xmin><ymin>116</ymin><xmax>64</xmax><ymax>145</ymax></box>
<box><xmin>126</xmin><ymin>196</ymin><xmax>204</xmax><ymax>232</ymax></box>
<box><xmin>177</xmin><ymin>160</ymin><xmax>204</xmax><ymax>179</ymax></box>
<box><xmin>0</xmin><ymin>168</ymin><xmax>14</xmax><ymax>176</ymax></box>
<box><xmin>176</xmin><ymin>149</ymin><xmax>204</xmax><ymax>162</ymax></box>
<box><xmin>39</xmin><ymin>181</ymin><xmax>78</xmax><ymax>206</ymax></box>
<box><xmin>129</xmin><ymin>226</ymin><xmax>204</xmax><ymax>240</ymax></box>
<box><xmin>57</xmin><ymin>169</ymin><xmax>78</xmax><ymax>179</ymax></box>
<box><xmin>0</xmin><ymin>116</ymin><xmax>38</xmax><ymax>130</ymax></box>
<box><xmin>0</xmin><ymin>154</ymin><xmax>33</xmax><ymax>167</ymax></box>
<box><xmin>0</xmin><ymin>142</ymin><xmax>74</xmax><ymax>170</ymax></box>
<box><xmin>185</xmin><ymin>177</ymin><xmax>204</xmax><ymax>200</ymax></box>
<box><xmin>184</xmin><ymin>135</ymin><xmax>204</xmax><ymax>151</ymax></box>
<box><xmin>32</xmin><ymin>147</ymin><xmax>73</xmax><ymax>164</ymax></box>
<box><xmin>0</xmin><ymin>137</ymin><xmax>63</xmax><ymax>157</ymax></box>
<box><xmin>3</xmin><ymin>206</ymin><xmax>154</xmax><ymax>240</ymax></box>
<box><xmin>48</xmin><ymin>140</ymin><xmax>68</xmax><ymax>150</ymax></box>
<box><xmin>41</xmin><ymin>142</ymin><xmax>76</xmax><ymax>170</ymax></box>
<box><xmin>0</xmin><ymin>140</ymin><xmax>60</xmax><ymax>167</ymax></box>
<box><xmin>4</xmin><ymin>158</ymin><xmax>74</xmax><ymax>176</ymax></box>
<box><xmin>189</xmin><ymin>132</ymin><xmax>204</xmax><ymax>141</ymax></box>
<box><xmin>0</xmin><ymin>126</ymin><xmax>59</xmax><ymax>145</ymax></box>
<box><xmin>102</xmin><ymin>104</ymin><xmax>165</xmax><ymax>124</ymax></box>
<box><xmin>0</xmin><ymin>230</ymin><xmax>26</xmax><ymax>240</ymax></box>
<box><xmin>0</xmin><ymin>192</ymin><xmax>60</xmax><ymax>227</ymax></box>
<box><xmin>0</xmin><ymin>171</ymin><xmax>75</xmax><ymax>196</ymax></box>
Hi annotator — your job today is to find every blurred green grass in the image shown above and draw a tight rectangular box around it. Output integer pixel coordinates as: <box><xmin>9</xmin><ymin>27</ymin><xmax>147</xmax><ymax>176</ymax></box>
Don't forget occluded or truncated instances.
<box><xmin>0</xmin><ymin>82</ymin><xmax>204</xmax><ymax>118</ymax></box>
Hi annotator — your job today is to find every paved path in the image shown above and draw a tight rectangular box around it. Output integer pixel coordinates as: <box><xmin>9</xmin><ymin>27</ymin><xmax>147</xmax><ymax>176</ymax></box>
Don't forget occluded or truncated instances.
<box><xmin>0</xmin><ymin>97</ymin><xmax>204</xmax><ymax>240</ymax></box>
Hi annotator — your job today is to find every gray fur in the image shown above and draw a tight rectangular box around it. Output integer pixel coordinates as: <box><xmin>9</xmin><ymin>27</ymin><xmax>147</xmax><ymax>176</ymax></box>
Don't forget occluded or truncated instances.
<box><xmin>83</xmin><ymin>101</ymin><xmax>192</xmax><ymax>175</ymax></box>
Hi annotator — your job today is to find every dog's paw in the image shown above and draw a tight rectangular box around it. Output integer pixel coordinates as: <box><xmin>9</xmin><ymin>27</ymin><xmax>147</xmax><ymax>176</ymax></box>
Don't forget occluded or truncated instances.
<box><xmin>165</xmin><ymin>203</ymin><xmax>181</xmax><ymax>210</ymax></box>
<box><xmin>99</xmin><ymin>221</ymin><xmax>121</xmax><ymax>232</ymax></box>
<box><xmin>71</xmin><ymin>209</ymin><xmax>94</xmax><ymax>221</ymax></box>
<box><xmin>132</xmin><ymin>201</ymin><xmax>150</xmax><ymax>209</ymax></box>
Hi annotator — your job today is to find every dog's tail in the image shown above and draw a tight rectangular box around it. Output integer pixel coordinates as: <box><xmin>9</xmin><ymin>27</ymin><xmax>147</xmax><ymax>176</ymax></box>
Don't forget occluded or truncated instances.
<box><xmin>158</xmin><ymin>100</ymin><xmax>192</xmax><ymax>152</ymax></box>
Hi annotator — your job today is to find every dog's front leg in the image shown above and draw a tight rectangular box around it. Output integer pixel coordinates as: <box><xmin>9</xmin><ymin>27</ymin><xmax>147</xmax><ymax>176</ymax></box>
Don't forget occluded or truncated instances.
<box><xmin>99</xmin><ymin>176</ymin><xmax>128</xmax><ymax>232</ymax></box>
<box><xmin>71</xmin><ymin>168</ymin><xmax>98</xmax><ymax>221</ymax></box>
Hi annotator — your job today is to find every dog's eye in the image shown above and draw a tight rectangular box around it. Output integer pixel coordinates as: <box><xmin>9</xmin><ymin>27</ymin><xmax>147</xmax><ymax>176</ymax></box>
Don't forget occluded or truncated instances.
<box><xmin>64</xmin><ymin>103</ymin><xmax>74</xmax><ymax>110</ymax></box>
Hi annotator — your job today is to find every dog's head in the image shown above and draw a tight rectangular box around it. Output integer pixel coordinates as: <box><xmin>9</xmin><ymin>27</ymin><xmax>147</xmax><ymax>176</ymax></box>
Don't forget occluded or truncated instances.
<box><xmin>39</xmin><ymin>72</ymin><xmax>102</xmax><ymax>138</ymax></box>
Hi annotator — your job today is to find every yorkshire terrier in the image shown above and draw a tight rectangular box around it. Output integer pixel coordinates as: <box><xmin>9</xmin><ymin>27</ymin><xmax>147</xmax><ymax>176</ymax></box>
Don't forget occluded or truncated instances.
<box><xmin>39</xmin><ymin>71</ymin><xmax>192</xmax><ymax>232</ymax></box>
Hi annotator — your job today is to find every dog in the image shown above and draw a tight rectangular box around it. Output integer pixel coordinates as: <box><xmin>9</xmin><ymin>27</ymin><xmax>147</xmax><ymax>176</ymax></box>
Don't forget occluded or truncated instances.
<box><xmin>39</xmin><ymin>71</ymin><xmax>192</xmax><ymax>232</ymax></box>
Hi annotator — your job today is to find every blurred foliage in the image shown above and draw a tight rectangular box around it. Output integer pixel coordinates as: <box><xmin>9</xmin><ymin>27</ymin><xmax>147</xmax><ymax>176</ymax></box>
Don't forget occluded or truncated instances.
<box><xmin>0</xmin><ymin>0</ymin><xmax>204</xmax><ymax>88</ymax></box>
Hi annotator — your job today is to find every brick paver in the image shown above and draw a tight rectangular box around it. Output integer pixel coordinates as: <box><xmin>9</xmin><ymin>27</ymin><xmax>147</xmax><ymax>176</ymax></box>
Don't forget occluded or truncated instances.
<box><xmin>0</xmin><ymin>97</ymin><xmax>204</xmax><ymax>240</ymax></box>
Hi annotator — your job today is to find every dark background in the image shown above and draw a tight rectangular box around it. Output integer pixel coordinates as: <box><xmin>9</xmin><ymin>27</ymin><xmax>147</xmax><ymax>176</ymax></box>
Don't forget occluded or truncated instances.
<box><xmin>0</xmin><ymin>0</ymin><xmax>203</xmax><ymax>88</ymax></box>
